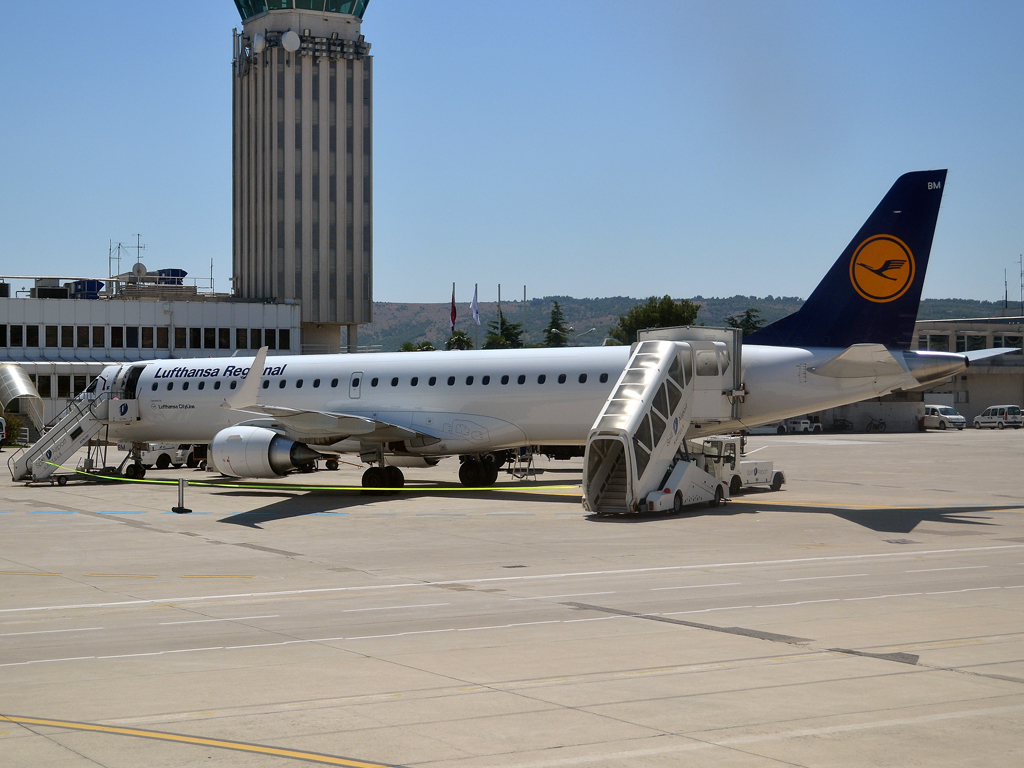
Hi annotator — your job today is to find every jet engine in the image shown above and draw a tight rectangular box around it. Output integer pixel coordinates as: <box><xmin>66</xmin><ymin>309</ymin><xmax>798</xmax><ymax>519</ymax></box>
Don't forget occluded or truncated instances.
<box><xmin>209</xmin><ymin>426</ymin><xmax>322</xmax><ymax>478</ymax></box>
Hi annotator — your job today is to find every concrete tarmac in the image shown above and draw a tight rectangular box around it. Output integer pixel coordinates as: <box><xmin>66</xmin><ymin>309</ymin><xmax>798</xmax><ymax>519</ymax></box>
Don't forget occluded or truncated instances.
<box><xmin>1</xmin><ymin>429</ymin><xmax>1023</xmax><ymax>767</ymax></box>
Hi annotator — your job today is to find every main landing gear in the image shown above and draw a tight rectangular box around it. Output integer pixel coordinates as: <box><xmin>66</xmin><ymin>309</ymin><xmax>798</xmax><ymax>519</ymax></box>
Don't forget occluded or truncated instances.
<box><xmin>458</xmin><ymin>453</ymin><xmax>500</xmax><ymax>487</ymax></box>
<box><xmin>361</xmin><ymin>464</ymin><xmax>405</xmax><ymax>490</ymax></box>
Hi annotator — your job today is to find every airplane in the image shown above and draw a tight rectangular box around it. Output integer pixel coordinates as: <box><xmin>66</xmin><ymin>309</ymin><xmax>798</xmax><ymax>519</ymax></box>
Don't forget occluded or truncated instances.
<box><xmin>79</xmin><ymin>169</ymin><xmax>998</xmax><ymax>487</ymax></box>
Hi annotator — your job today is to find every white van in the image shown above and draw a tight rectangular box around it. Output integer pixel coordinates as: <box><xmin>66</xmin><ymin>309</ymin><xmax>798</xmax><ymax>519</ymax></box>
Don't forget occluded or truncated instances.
<box><xmin>923</xmin><ymin>405</ymin><xmax>966</xmax><ymax>430</ymax></box>
<box><xmin>973</xmin><ymin>405</ymin><xmax>1023</xmax><ymax>430</ymax></box>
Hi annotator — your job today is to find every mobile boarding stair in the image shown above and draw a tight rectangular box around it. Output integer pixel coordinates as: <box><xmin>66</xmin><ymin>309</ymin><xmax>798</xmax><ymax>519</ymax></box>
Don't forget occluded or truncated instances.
<box><xmin>582</xmin><ymin>339</ymin><xmax>727</xmax><ymax>514</ymax></box>
<box><xmin>8</xmin><ymin>391</ymin><xmax>115</xmax><ymax>483</ymax></box>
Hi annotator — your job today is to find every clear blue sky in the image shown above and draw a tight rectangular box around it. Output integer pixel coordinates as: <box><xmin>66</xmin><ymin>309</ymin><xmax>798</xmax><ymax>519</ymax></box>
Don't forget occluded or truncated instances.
<box><xmin>1</xmin><ymin>1</ymin><xmax>1022</xmax><ymax>305</ymax></box>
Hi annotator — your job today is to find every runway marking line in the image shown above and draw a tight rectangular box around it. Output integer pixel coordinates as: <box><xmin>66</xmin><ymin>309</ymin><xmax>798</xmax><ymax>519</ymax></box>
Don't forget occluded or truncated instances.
<box><xmin>0</xmin><ymin>714</ymin><xmax>400</xmax><ymax>767</ymax></box>
<box><xmin>85</xmin><ymin>574</ymin><xmax>156</xmax><ymax>578</ymax></box>
<box><xmin>182</xmin><ymin>575</ymin><xmax>255</xmax><ymax>579</ymax></box>
<box><xmin>0</xmin><ymin>572</ymin><xmax>60</xmax><ymax>576</ymax></box>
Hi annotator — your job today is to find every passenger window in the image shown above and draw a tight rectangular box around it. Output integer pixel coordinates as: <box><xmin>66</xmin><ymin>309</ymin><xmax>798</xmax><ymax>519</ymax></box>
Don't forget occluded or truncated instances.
<box><xmin>214</xmin><ymin>381</ymin><xmax>221</xmax><ymax>390</ymax></box>
<box><xmin>466</xmin><ymin>375</ymin><xmax>474</xmax><ymax>385</ymax></box>
<box><xmin>501</xmin><ymin>375</ymin><xmax>509</xmax><ymax>385</ymax></box>
<box><xmin>538</xmin><ymin>374</ymin><xmax>546</xmax><ymax>384</ymax></box>
<box><xmin>391</xmin><ymin>377</ymin><xmax>399</xmax><ymax>387</ymax></box>
<box><xmin>331</xmin><ymin>378</ymin><xmax>339</xmax><ymax>387</ymax></box>
<box><xmin>198</xmin><ymin>381</ymin><xmax>205</xmax><ymax>390</ymax></box>
<box><xmin>599</xmin><ymin>373</ymin><xmax>609</xmax><ymax>383</ymax></box>
<box><xmin>182</xmin><ymin>381</ymin><xmax>189</xmax><ymax>391</ymax></box>
<box><xmin>351</xmin><ymin>378</ymin><xmax>360</xmax><ymax>387</ymax></box>
<box><xmin>279</xmin><ymin>380</ymin><xmax>286</xmax><ymax>389</ymax></box>
<box><xmin>579</xmin><ymin>373</ymin><xmax>587</xmax><ymax>383</ymax></box>
<box><xmin>231</xmin><ymin>381</ymin><xmax>238</xmax><ymax>390</ymax></box>
<box><xmin>167</xmin><ymin>382</ymin><xmax>174</xmax><ymax>391</ymax></box>
<box><xmin>296</xmin><ymin>379</ymin><xmax>303</xmax><ymax>389</ymax></box>
<box><xmin>558</xmin><ymin>374</ymin><xmax>566</xmax><ymax>384</ymax></box>
<box><xmin>411</xmin><ymin>377</ymin><xmax>418</xmax><ymax>386</ymax></box>
<box><xmin>429</xmin><ymin>376</ymin><xmax>437</xmax><ymax>386</ymax></box>
<box><xmin>517</xmin><ymin>375</ymin><xmax>526</xmax><ymax>385</ymax></box>
<box><xmin>151</xmin><ymin>382</ymin><xmax>158</xmax><ymax>391</ymax></box>
<box><xmin>447</xmin><ymin>376</ymin><xmax>455</xmax><ymax>386</ymax></box>
<box><xmin>482</xmin><ymin>375</ymin><xmax>490</xmax><ymax>385</ymax></box>
<box><xmin>371</xmin><ymin>377</ymin><xmax>379</xmax><ymax>387</ymax></box>
<box><xmin>313</xmin><ymin>379</ymin><xmax>321</xmax><ymax>388</ymax></box>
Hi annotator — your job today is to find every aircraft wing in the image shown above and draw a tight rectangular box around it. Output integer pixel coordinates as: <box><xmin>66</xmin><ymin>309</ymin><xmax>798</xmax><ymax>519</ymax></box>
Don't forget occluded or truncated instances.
<box><xmin>808</xmin><ymin>344</ymin><xmax>906</xmax><ymax>378</ymax></box>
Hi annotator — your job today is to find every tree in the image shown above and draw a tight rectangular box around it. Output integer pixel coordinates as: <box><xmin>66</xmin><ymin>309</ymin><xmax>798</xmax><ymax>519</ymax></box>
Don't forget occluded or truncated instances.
<box><xmin>608</xmin><ymin>296</ymin><xmax>701</xmax><ymax>344</ymax></box>
<box><xmin>483</xmin><ymin>311</ymin><xmax>524</xmax><ymax>349</ymax></box>
<box><xmin>725</xmin><ymin>308</ymin><xmax>764</xmax><ymax>335</ymax></box>
<box><xmin>399</xmin><ymin>340</ymin><xmax>436</xmax><ymax>352</ymax></box>
<box><xmin>445</xmin><ymin>329</ymin><xmax>474</xmax><ymax>350</ymax></box>
<box><xmin>542</xmin><ymin>301</ymin><xmax>571</xmax><ymax>347</ymax></box>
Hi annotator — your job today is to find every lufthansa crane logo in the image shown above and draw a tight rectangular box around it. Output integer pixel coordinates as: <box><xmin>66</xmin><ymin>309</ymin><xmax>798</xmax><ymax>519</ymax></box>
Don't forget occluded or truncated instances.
<box><xmin>849</xmin><ymin>234</ymin><xmax>915</xmax><ymax>303</ymax></box>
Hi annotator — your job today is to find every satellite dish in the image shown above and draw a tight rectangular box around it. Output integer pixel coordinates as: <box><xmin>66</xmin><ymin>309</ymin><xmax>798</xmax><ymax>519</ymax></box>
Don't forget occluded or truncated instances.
<box><xmin>282</xmin><ymin>30</ymin><xmax>301</xmax><ymax>53</ymax></box>
<box><xmin>132</xmin><ymin>262</ymin><xmax>148</xmax><ymax>278</ymax></box>
<box><xmin>253</xmin><ymin>32</ymin><xmax>266</xmax><ymax>54</ymax></box>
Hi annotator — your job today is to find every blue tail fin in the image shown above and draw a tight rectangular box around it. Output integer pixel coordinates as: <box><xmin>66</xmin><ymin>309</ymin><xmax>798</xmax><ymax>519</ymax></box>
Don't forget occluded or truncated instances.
<box><xmin>746</xmin><ymin>170</ymin><xmax>947</xmax><ymax>349</ymax></box>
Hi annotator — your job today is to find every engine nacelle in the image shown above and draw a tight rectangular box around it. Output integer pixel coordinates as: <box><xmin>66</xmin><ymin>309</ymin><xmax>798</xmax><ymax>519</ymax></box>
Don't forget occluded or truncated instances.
<box><xmin>210</xmin><ymin>426</ymin><xmax>322</xmax><ymax>478</ymax></box>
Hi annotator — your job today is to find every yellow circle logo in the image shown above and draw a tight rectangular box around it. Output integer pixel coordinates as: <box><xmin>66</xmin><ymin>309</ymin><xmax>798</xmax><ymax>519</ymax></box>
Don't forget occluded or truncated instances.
<box><xmin>849</xmin><ymin>235</ymin><xmax>915</xmax><ymax>303</ymax></box>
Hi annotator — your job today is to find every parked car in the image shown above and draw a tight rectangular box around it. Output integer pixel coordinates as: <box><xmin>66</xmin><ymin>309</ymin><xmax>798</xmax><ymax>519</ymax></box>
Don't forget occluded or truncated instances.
<box><xmin>973</xmin><ymin>405</ymin><xmax>1023</xmax><ymax>430</ymax></box>
<box><xmin>141</xmin><ymin>444</ymin><xmax>197</xmax><ymax>469</ymax></box>
<box><xmin>923</xmin><ymin>405</ymin><xmax>966</xmax><ymax>430</ymax></box>
<box><xmin>778</xmin><ymin>417</ymin><xmax>822</xmax><ymax>434</ymax></box>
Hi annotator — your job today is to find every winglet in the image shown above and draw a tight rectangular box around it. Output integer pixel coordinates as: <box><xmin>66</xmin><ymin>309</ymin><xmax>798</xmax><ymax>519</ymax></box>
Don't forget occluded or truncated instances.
<box><xmin>222</xmin><ymin>346</ymin><xmax>268</xmax><ymax>410</ymax></box>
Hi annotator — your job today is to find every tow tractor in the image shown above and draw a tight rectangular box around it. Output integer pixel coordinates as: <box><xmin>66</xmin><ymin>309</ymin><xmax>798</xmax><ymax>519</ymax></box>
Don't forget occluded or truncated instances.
<box><xmin>690</xmin><ymin>435</ymin><xmax>785</xmax><ymax>496</ymax></box>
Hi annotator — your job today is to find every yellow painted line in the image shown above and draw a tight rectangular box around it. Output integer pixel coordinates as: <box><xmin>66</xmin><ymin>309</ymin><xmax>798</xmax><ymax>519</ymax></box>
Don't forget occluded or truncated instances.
<box><xmin>85</xmin><ymin>574</ymin><xmax>157</xmax><ymax>578</ymax></box>
<box><xmin>729</xmin><ymin>499</ymin><xmax>1013</xmax><ymax>512</ymax></box>
<box><xmin>0</xmin><ymin>714</ymin><xmax>400</xmax><ymax>767</ymax></box>
<box><xmin>0</xmin><ymin>572</ymin><xmax>59</xmax><ymax>576</ymax></box>
<box><xmin>182</xmin><ymin>575</ymin><xmax>254</xmax><ymax>579</ymax></box>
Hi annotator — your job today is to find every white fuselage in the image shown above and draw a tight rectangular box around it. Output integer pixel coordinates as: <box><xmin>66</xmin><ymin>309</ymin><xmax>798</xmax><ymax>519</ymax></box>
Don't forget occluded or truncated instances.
<box><xmin>97</xmin><ymin>344</ymin><xmax>920</xmax><ymax>454</ymax></box>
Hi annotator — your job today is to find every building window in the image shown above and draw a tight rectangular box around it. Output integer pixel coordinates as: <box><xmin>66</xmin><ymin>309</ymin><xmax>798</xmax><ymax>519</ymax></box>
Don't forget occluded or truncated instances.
<box><xmin>0</xmin><ymin>326</ymin><xmax>6</xmax><ymax>347</ymax></box>
<box><xmin>37</xmin><ymin>375</ymin><xmax>52</xmax><ymax>398</ymax></box>
<box><xmin>110</xmin><ymin>327</ymin><xmax>124</xmax><ymax>348</ymax></box>
<box><xmin>61</xmin><ymin>326</ymin><xmax>73</xmax><ymax>347</ymax></box>
<box><xmin>26</xmin><ymin>326</ymin><xmax>39</xmax><ymax>347</ymax></box>
<box><xmin>250</xmin><ymin>329</ymin><xmax>262</xmax><ymax>348</ymax></box>
<box><xmin>126</xmin><ymin>327</ymin><xmax>139</xmax><ymax>348</ymax></box>
<box><xmin>236</xmin><ymin>328</ymin><xmax>248</xmax><ymax>350</ymax></box>
<box><xmin>57</xmin><ymin>376</ymin><xmax>71</xmax><ymax>398</ymax></box>
<box><xmin>157</xmin><ymin>327</ymin><xmax>169</xmax><ymax>349</ymax></box>
<box><xmin>265</xmin><ymin>329</ymin><xmax>276</xmax><ymax>349</ymax></box>
<box><xmin>955</xmin><ymin>335</ymin><xmax>965</xmax><ymax>353</ymax></box>
<box><xmin>74</xmin><ymin>375</ymin><xmax>87</xmax><ymax>395</ymax></box>
<box><xmin>917</xmin><ymin>334</ymin><xmax>927</xmax><ymax>350</ymax></box>
<box><xmin>279</xmin><ymin>329</ymin><xmax>290</xmax><ymax>350</ymax></box>
<box><xmin>928</xmin><ymin>334</ymin><xmax>950</xmax><ymax>352</ymax></box>
<box><xmin>204</xmin><ymin>328</ymin><xmax>216</xmax><ymax>349</ymax></box>
<box><xmin>141</xmin><ymin>327</ymin><xmax>154</xmax><ymax>349</ymax></box>
<box><xmin>175</xmin><ymin>327</ymin><xmax>187</xmax><ymax>349</ymax></box>
<box><xmin>190</xmin><ymin>328</ymin><xmax>202</xmax><ymax>348</ymax></box>
<box><xmin>45</xmin><ymin>325</ymin><xmax>58</xmax><ymax>347</ymax></box>
<box><xmin>77</xmin><ymin>326</ymin><xmax>89</xmax><ymax>347</ymax></box>
<box><xmin>10</xmin><ymin>325</ymin><xmax>23</xmax><ymax>346</ymax></box>
<box><xmin>93</xmin><ymin>326</ymin><xmax>105</xmax><ymax>347</ymax></box>
<box><xmin>966</xmin><ymin>335</ymin><xmax>986</xmax><ymax>351</ymax></box>
<box><xmin>219</xmin><ymin>328</ymin><xmax>230</xmax><ymax>349</ymax></box>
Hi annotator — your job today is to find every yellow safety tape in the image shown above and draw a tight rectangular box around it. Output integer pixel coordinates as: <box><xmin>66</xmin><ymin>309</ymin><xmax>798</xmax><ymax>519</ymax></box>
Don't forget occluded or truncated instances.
<box><xmin>44</xmin><ymin>462</ymin><xmax>581</xmax><ymax>494</ymax></box>
<box><xmin>0</xmin><ymin>714</ymin><xmax>400</xmax><ymax>767</ymax></box>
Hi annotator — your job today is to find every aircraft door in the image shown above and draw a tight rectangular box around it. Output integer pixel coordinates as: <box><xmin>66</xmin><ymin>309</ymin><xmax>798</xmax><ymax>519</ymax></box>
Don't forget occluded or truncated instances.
<box><xmin>349</xmin><ymin>371</ymin><xmax>363</xmax><ymax>399</ymax></box>
<box><xmin>123</xmin><ymin>365</ymin><xmax>146</xmax><ymax>400</ymax></box>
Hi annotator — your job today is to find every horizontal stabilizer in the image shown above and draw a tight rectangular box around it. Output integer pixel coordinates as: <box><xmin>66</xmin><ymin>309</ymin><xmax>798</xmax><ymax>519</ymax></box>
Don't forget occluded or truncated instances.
<box><xmin>965</xmin><ymin>347</ymin><xmax>1021</xmax><ymax>363</ymax></box>
<box><xmin>809</xmin><ymin>344</ymin><xmax>905</xmax><ymax>378</ymax></box>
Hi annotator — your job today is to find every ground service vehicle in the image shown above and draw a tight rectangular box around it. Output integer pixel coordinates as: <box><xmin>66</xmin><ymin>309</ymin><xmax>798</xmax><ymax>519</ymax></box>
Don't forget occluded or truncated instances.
<box><xmin>973</xmin><ymin>405</ymin><xmax>1023</xmax><ymax>429</ymax></box>
<box><xmin>923</xmin><ymin>404</ymin><xmax>966</xmax><ymax>430</ymax></box>
<box><xmin>691</xmin><ymin>436</ymin><xmax>785</xmax><ymax>495</ymax></box>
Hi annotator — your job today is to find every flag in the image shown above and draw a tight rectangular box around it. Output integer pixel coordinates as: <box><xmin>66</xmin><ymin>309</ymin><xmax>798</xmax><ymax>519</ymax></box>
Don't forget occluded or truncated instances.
<box><xmin>471</xmin><ymin>284</ymin><xmax>480</xmax><ymax>326</ymax></box>
<box><xmin>450</xmin><ymin>283</ymin><xmax>456</xmax><ymax>332</ymax></box>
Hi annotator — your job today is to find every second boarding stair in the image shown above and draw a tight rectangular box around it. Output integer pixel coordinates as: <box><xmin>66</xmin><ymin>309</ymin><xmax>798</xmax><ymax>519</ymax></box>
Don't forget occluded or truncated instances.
<box><xmin>9</xmin><ymin>392</ymin><xmax>113</xmax><ymax>482</ymax></box>
<box><xmin>582</xmin><ymin>339</ymin><xmax>725</xmax><ymax>514</ymax></box>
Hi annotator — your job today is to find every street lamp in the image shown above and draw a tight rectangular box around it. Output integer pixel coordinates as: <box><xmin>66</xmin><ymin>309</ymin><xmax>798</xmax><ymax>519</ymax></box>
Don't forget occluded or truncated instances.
<box><xmin>574</xmin><ymin>327</ymin><xmax>597</xmax><ymax>346</ymax></box>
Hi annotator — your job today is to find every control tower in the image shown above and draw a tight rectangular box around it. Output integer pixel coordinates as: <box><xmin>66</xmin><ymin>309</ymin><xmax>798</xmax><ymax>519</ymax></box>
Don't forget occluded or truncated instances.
<box><xmin>231</xmin><ymin>1</ymin><xmax>372</xmax><ymax>353</ymax></box>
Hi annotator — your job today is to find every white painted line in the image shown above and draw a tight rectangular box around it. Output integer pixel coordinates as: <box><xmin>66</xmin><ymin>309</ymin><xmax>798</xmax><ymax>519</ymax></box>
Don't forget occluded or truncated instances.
<box><xmin>924</xmin><ymin>587</ymin><xmax>1001</xmax><ymax>595</ymax></box>
<box><xmin>509</xmin><ymin>592</ymin><xmax>616</xmax><ymax>601</ymax></box>
<box><xmin>344</xmin><ymin>628</ymin><xmax>457</xmax><ymax>641</ymax></box>
<box><xmin>845</xmin><ymin>592</ymin><xmax>922</xmax><ymax>601</ymax></box>
<box><xmin>457</xmin><ymin>620</ymin><xmax>561</xmax><ymax>633</ymax></box>
<box><xmin>0</xmin><ymin>656</ymin><xmax>96</xmax><ymax>668</ymax></box>
<box><xmin>159</xmin><ymin>615</ymin><xmax>278</xmax><ymax>626</ymax></box>
<box><xmin>562</xmin><ymin>616</ymin><xmax>629</xmax><ymax>624</ymax></box>
<box><xmin>651</xmin><ymin>583</ymin><xmax>741</xmax><ymax>591</ymax></box>
<box><xmin>0</xmin><ymin>627</ymin><xmax>103</xmax><ymax>637</ymax></box>
<box><xmin>4</xmin><ymin>544</ymin><xmax>1021</xmax><ymax>615</ymax></box>
<box><xmin>780</xmin><ymin>574</ymin><xmax>868</xmax><ymax>582</ymax></box>
<box><xmin>907</xmin><ymin>566</ymin><xmax>989</xmax><ymax>573</ymax></box>
<box><xmin>1006</xmin><ymin>584</ymin><xmax>1024</xmax><ymax>589</ymax></box>
<box><xmin>757</xmin><ymin>599</ymin><xmax>841</xmax><ymax>608</ymax></box>
<box><xmin>341</xmin><ymin>603</ymin><xmax>449</xmax><ymax>613</ymax></box>
<box><xmin>662</xmin><ymin>605</ymin><xmax>753</xmax><ymax>615</ymax></box>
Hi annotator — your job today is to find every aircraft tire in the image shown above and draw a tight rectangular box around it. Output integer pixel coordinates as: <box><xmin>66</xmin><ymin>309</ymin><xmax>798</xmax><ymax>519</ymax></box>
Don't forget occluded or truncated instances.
<box><xmin>482</xmin><ymin>455</ymin><xmax>500</xmax><ymax>486</ymax></box>
<box><xmin>124</xmin><ymin>464</ymin><xmax>138</xmax><ymax>480</ymax></box>
<box><xmin>459</xmin><ymin>459</ymin><xmax>484</xmax><ymax>487</ymax></box>
<box><xmin>326</xmin><ymin>459</ymin><xmax>339</xmax><ymax>471</ymax></box>
<box><xmin>384</xmin><ymin>466</ymin><xmax>405</xmax><ymax>488</ymax></box>
<box><xmin>362</xmin><ymin>466</ymin><xmax>386</xmax><ymax>492</ymax></box>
